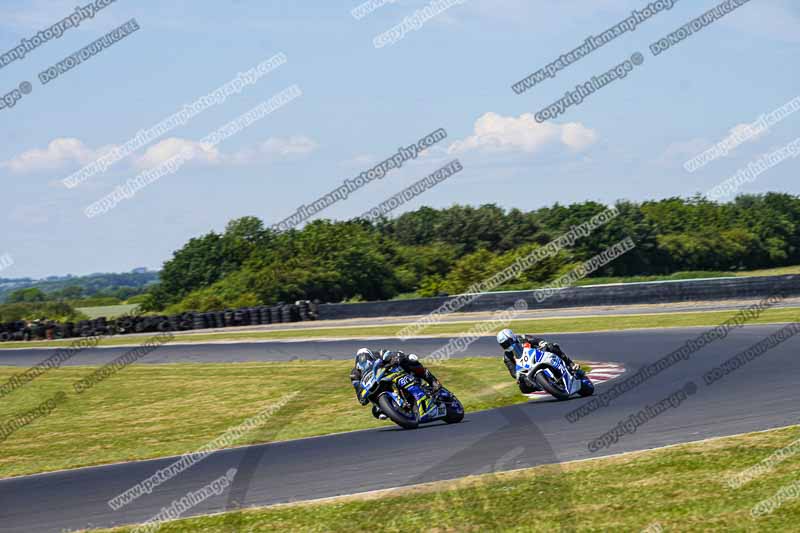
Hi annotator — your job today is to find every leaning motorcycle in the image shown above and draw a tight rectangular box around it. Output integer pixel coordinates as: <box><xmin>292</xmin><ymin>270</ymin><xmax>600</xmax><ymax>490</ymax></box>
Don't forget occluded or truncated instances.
<box><xmin>358</xmin><ymin>361</ymin><xmax>464</xmax><ymax>429</ymax></box>
<box><xmin>515</xmin><ymin>345</ymin><xmax>594</xmax><ymax>400</ymax></box>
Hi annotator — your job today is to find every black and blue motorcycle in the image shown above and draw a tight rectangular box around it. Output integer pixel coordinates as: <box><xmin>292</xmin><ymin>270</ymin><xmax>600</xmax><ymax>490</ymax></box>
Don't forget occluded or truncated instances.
<box><xmin>357</xmin><ymin>360</ymin><xmax>464</xmax><ymax>429</ymax></box>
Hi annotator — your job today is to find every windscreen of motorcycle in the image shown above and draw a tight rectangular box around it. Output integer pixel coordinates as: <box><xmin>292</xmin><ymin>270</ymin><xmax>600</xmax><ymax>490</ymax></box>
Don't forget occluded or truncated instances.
<box><xmin>515</xmin><ymin>346</ymin><xmax>534</xmax><ymax>369</ymax></box>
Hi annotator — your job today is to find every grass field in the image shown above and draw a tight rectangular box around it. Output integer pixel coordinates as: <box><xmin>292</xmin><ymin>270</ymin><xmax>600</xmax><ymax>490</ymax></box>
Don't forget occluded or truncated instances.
<box><xmin>0</xmin><ymin>358</ymin><xmax>569</xmax><ymax>479</ymax></box>
<box><xmin>95</xmin><ymin>424</ymin><xmax>800</xmax><ymax>532</ymax></box>
<box><xmin>2</xmin><ymin>306</ymin><xmax>798</xmax><ymax>351</ymax></box>
<box><xmin>76</xmin><ymin>304</ymin><xmax>140</xmax><ymax>319</ymax></box>
<box><xmin>572</xmin><ymin>265</ymin><xmax>800</xmax><ymax>286</ymax></box>
<box><xmin>392</xmin><ymin>266</ymin><xmax>800</xmax><ymax>297</ymax></box>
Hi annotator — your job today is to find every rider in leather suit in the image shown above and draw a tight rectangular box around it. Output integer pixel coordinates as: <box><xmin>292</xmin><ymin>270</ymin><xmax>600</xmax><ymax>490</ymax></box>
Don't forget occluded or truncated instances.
<box><xmin>497</xmin><ymin>328</ymin><xmax>583</xmax><ymax>394</ymax></box>
<box><xmin>350</xmin><ymin>348</ymin><xmax>441</xmax><ymax>418</ymax></box>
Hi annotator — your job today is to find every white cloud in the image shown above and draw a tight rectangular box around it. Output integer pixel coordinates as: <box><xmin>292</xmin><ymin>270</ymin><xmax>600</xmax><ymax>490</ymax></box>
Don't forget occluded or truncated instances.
<box><xmin>133</xmin><ymin>138</ymin><xmax>221</xmax><ymax>169</ymax></box>
<box><xmin>448</xmin><ymin>112</ymin><xmax>597</xmax><ymax>155</ymax></box>
<box><xmin>662</xmin><ymin>138</ymin><xmax>709</xmax><ymax>160</ymax></box>
<box><xmin>2</xmin><ymin>138</ymin><xmax>101</xmax><ymax>173</ymax></box>
<box><xmin>231</xmin><ymin>135</ymin><xmax>318</xmax><ymax>164</ymax></box>
<box><xmin>4</xmin><ymin>135</ymin><xmax>316</xmax><ymax>174</ymax></box>
<box><xmin>560</xmin><ymin>122</ymin><xmax>598</xmax><ymax>151</ymax></box>
<box><xmin>660</xmin><ymin>122</ymin><xmax>769</xmax><ymax>167</ymax></box>
<box><xmin>260</xmin><ymin>135</ymin><xmax>318</xmax><ymax>156</ymax></box>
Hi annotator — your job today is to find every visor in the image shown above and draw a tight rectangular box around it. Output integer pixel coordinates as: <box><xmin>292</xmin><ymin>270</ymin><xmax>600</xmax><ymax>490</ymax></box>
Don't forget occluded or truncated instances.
<box><xmin>500</xmin><ymin>337</ymin><xmax>516</xmax><ymax>350</ymax></box>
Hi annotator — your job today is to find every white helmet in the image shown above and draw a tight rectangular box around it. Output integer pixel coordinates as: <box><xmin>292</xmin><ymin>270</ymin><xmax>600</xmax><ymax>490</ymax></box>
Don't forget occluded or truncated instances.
<box><xmin>355</xmin><ymin>348</ymin><xmax>377</xmax><ymax>368</ymax></box>
<box><xmin>497</xmin><ymin>329</ymin><xmax>522</xmax><ymax>358</ymax></box>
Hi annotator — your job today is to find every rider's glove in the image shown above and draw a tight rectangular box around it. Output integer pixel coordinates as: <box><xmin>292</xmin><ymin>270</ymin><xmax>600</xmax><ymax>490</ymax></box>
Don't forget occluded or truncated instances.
<box><xmin>431</xmin><ymin>380</ymin><xmax>442</xmax><ymax>393</ymax></box>
<box><xmin>537</xmin><ymin>340</ymin><xmax>552</xmax><ymax>352</ymax></box>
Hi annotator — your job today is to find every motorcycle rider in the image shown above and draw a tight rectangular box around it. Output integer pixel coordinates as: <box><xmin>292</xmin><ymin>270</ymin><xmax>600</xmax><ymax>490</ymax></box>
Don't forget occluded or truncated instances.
<box><xmin>496</xmin><ymin>328</ymin><xmax>583</xmax><ymax>394</ymax></box>
<box><xmin>349</xmin><ymin>348</ymin><xmax>442</xmax><ymax>418</ymax></box>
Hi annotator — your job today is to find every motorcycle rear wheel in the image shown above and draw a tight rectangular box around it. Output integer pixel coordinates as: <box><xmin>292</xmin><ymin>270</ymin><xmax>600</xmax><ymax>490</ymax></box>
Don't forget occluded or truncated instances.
<box><xmin>378</xmin><ymin>394</ymin><xmax>419</xmax><ymax>429</ymax></box>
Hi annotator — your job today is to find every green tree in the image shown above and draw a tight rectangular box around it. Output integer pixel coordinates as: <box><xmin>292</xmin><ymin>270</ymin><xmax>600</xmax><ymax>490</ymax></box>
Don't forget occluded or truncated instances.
<box><xmin>7</xmin><ymin>287</ymin><xmax>47</xmax><ymax>303</ymax></box>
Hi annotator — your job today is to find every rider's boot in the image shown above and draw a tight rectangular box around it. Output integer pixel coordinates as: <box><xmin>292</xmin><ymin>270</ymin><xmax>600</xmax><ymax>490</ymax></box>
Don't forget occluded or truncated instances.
<box><xmin>371</xmin><ymin>405</ymin><xmax>388</xmax><ymax>420</ymax></box>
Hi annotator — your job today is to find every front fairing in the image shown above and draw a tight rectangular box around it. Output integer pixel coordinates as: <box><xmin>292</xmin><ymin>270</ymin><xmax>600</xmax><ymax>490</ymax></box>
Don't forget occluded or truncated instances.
<box><xmin>517</xmin><ymin>348</ymin><xmax>581</xmax><ymax>395</ymax></box>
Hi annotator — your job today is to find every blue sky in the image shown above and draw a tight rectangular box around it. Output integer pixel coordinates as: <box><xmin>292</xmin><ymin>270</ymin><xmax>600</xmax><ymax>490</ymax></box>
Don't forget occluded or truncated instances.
<box><xmin>0</xmin><ymin>0</ymin><xmax>798</xmax><ymax>278</ymax></box>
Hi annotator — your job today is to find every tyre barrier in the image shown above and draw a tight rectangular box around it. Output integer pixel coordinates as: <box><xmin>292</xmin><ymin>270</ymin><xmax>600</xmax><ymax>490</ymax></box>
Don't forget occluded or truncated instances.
<box><xmin>0</xmin><ymin>300</ymin><xmax>316</xmax><ymax>342</ymax></box>
<box><xmin>270</xmin><ymin>305</ymin><xmax>282</xmax><ymax>324</ymax></box>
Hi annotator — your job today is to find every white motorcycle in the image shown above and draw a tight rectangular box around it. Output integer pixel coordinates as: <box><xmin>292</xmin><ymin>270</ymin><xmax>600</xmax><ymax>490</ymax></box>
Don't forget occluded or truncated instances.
<box><xmin>515</xmin><ymin>345</ymin><xmax>594</xmax><ymax>400</ymax></box>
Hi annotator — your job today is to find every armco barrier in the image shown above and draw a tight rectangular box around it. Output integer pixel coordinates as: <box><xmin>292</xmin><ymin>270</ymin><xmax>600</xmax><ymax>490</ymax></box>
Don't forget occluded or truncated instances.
<box><xmin>317</xmin><ymin>275</ymin><xmax>800</xmax><ymax>320</ymax></box>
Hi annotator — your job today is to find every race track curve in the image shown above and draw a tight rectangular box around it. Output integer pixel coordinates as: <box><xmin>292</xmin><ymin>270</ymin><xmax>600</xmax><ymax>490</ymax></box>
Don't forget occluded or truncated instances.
<box><xmin>0</xmin><ymin>325</ymin><xmax>798</xmax><ymax>532</ymax></box>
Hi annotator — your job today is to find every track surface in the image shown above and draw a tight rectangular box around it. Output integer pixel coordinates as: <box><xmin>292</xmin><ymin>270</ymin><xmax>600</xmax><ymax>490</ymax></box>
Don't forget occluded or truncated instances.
<box><xmin>1</xmin><ymin>326</ymin><xmax>798</xmax><ymax>531</ymax></box>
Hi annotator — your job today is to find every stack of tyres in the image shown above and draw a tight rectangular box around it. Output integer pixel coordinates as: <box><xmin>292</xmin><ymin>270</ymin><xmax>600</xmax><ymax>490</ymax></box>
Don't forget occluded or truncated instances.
<box><xmin>139</xmin><ymin>316</ymin><xmax>154</xmax><ymax>332</ymax></box>
<box><xmin>77</xmin><ymin>320</ymin><xmax>93</xmax><ymax>337</ymax></box>
<box><xmin>116</xmin><ymin>316</ymin><xmax>134</xmax><ymax>334</ymax></box>
<box><xmin>296</xmin><ymin>300</ymin><xmax>310</xmax><ymax>321</ymax></box>
<box><xmin>158</xmin><ymin>316</ymin><xmax>173</xmax><ymax>332</ymax></box>
<box><xmin>281</xmin><ymin>304</ymin><xmax>293</xmax><ymax>323</ymax></box>
<box><xmin>223</xmin><ymin>309</ymin><xmax>235</xmax><ymax>327</ymax></box>
<box><xmin>270</xmin><ymin>305</ymin><xmax>282</xmax><ymax>324</ymax></box>
<box><xmin>247</xmin><ymin>307</ymin><xmax>261</xmax><ymax>325</ymax></box>
<box><xmin>259</xmin><ymin>306</ymin><xmax>272</xmax><ymax>325</ymax></box>
<box><xmin>93</xmin><ymin>317</ymin><xmax>108</xmax><ymax>335</ymax></box>
<box><xmin>32</xmin><ymin>323</ymin><xmax>47</xmax><ymax>340</ymax></box>
<box><xmin>180</xmin><ymin>312</ymin><xmax>194</xmax><ymax>330</ymax></box>
<box><xmin>233</xmin><ymin>308</ymin><xmax>246</xmax><ymax>326</ymax></box>
<box><xmin>193</xmin><ymin>313</ymin><xmax>207</xmax><ymax>330</ymax></box>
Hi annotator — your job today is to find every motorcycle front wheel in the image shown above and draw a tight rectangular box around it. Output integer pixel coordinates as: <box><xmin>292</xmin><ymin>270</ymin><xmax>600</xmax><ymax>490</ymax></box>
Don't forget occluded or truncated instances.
<box><xmin>534</xmin><ymin>371</ymin><xmax>571</xmax><ymax>400</ymax></box>
<box><xmin>378</xmin><ymin>393</ymin><xmax>419</xmax><ymax>429</ymax></box>
<box><xmin>442</xmin><ymin>393</ymin><xmax>465</xmax><ymax>424</ymax></box>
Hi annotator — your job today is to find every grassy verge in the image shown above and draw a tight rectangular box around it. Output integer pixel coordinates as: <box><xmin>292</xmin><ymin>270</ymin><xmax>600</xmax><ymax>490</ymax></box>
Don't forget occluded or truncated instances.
<box><xmin>393</xmin><ymin>266</ymin><xmax>800</xmax><ymax>297</ymax></box>
<box><xmin>733</xmin><ymin>265</ymin><xmax>800</xmax><ymax>277</ymax></box>
<box><xmin>1</xmin><ymin>307</ymin><xmax>798</xmax><ymax>351</ymax></box>
<box><xmin>0</xmin><ymin>358</ymin><xmax>568</xmax><ymax>478</ymax></box>
<box><xmin>95</xmin><ymin>425</ymin><xmax>800</xmax><ymax>532</ymax></box>
<box><xmin>76</xmin><ymin>304</ymin><xmax>140</xmax><ymax>319</ymax></box>
<box><xmin>572</xmin><ymin>265</ymin><xmax>800</xmax><ymax>286</ymax></box>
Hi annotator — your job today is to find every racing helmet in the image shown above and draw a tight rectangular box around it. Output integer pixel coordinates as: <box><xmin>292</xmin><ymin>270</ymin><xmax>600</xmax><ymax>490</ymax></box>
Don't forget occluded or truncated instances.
<box><xmin>497</xmin><ymin>329</ymin><xmax>523</xmax><ymax>358</ymax></box>
<box><xmin>379</xmin><ymin>349</ymin><xmax>400</xmax><ymax>363</ymax></box>
<box><xmin>355</xmin><ymin>348</ymin><xmax>377</xmax><ymax>371</ymax></box>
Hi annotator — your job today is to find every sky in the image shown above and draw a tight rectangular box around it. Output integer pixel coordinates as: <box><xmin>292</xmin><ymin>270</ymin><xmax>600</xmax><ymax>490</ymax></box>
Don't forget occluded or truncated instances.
<box><xmin>0</xmin><ymin>0</ymin><xmax>798</xmax><ymax>278</ymax></box>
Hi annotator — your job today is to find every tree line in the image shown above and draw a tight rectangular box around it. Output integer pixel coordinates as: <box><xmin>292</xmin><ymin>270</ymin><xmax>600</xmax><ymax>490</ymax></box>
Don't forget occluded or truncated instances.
<box><xmin>139</xmin><ymin>193</ymin><xmax>800</xmax><ymax>313</ymax></box>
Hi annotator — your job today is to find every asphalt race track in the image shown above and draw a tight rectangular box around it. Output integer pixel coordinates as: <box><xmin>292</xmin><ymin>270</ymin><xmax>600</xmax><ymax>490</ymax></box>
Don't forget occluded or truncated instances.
<box><xmin>1</xmin><ymin>325</ymin><xmax>798</xmax><ymax>532</ymax></box>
